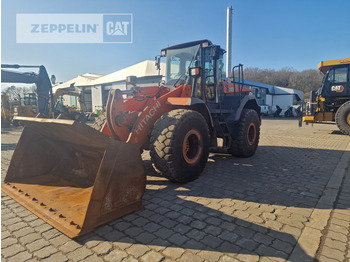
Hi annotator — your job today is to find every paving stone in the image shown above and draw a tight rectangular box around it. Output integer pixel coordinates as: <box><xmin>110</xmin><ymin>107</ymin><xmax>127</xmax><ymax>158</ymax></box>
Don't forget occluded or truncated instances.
<box><xmin>320</xmin><ymin>246</ymin><xmax>345</xmax><ymax>261</ymax></box>
<box><xmin>135</xmin><ymin>231</ymin><xmax>157</xmax><ymax>244</ymax></box>
<box><xmin>33</xmin><ymin>245</ymin><xmax>59</xmax><ymax>259</ymax></box>
<box><xmin>104</xmin><ymin>230</ymin><xmax>126</xmax><ymax>242</ymax></box>
<box><xmin>1</xmin><ymin>237</ymin><xmax>17</xmax><ymax>248</ymax></box>
<box><xmin>140</xmin><ymin>250</ymin><xmax>164</xmax><ymax>262</ymax></box>
<box><xmin>91</xmin><ymin>241</ymin><xmax>113</xmax><ymax>256</ymax></box>
<box><xmin>201</xmin><ymin>234</ymin><xmax>223</xmax><ymax>249</ymax></box>
<box><xmin>186</xmin><ymin>229</ymin><xmax>206</xmax><ymax>241</ymax></box>
<box><xmin>125</xmin><ymin>244</ymin><xmax>150</xmax><ymax>258</ymax></box>
<box><xmin>2</xmin><ymin>243</ymin><xmax>26</xmax><ymax>258</ymax></box>
<box><xmin>11</xmin><ymin>226</ymin><xmax>35</xmax><ymax>238</ymax></box>
<box><xmin>26</xmin><ymin>238</ymin><xmax>50</xmax><ymax>252</ymax></box>
<box><xmin>271</xmin><ymin>239</ymin><xmax>294</xmax><ymax>254</ymax></box>
<box><xmin>18</xmin><ymin>232</ymin><xmax>42</xmax><ymax>245</ymax></box>
<box><xmin>154</xmin><ymin>227</ymin><xmax>175</xmax><ymax>239</ymax></box>
<box><xmin>190</xmin><ymin>220</ymin><xmax>207</xmax><ymax>230</ymax></box>
<box><xmin>168</xmin><ymin>233</ymin><xmax>188</xmax><ymax>246</ymax></box>
<box><xmin>160</xmin><ymin>218</ymin><xmax>178</xmax><ymax>228</ymax></box>
<box><xmin>66</xmin><ymin>246</ymin><xmax>93</xmax><ymax>261</ymax></box>
<box><xmin>34</xmin><ymin>223</ymin><xmax>53</xmax><ymax>233</ymax></box>
<box><xmin>48</xmin><ymin>234</ymin><xmax>70</xmax><ymax>247</ymax></box>
<box><xmin>59</xmin><ymin>240</ymin><xmax>82</xmax><ymax>253</ymax></box>
<box><xmin>7</xmin><ymin>221</ymin><xmax>28</xmax><ymax>232</ymax></box>
<box><xmin>218</xmin><ymin>231</ymin><xmax>238</xmax><ymax>243</ymax></box>
<box><xmin>124</xmin><ymin>227</ymin><xmax>144</xmax><ymax>237</ymax></box>
<box><xmin>323</xmin><ymin>238</ymin><xmax>347</xmax><ymax>252</ymax></box>
<box><xmin>1</xmin><ymin>230</ymin><xmax>11</xmax><ymax>240</ymax></box>
<box><xmin>178</xmin><ymin>251</ymin><xmax>204</xmax><ymax>262</ymax></box>
<box><xmin>236</xmin><ymin>238</ymin><xmax>259</xmax><ymax>251</ymax></box>
<box><xmin>112</xmin><ymin>221</ymin><xmax>132</xmax><ymax>231</ymax></box>
<box><xmin>42</xmin><ymin>228</ymin><xmax>61</xmax><ymax>240</ymax></box>
<box><xmin>219</xmin><ymin>254</ymin><xmax>240</xmax><ymax>262</ymax></box>
<box><xmin>7</xmin><ymin>250</ymin><xmax>32</xmax><ymax>262</ymax></box>
<box><xmin>197</xmin><ymin>250</ymin><xmax>222</xmax><ymax>261</ymax></box>
<box><xmin>326</xmin><ymin>230</ymin><xmax>347</xmax><ymax>243</ymax></box>
<box><xmin>317</xmin><ymin>255</ymin><xmax>338</xmax><ymax>262</ymax></box>
<box><xmin>103</xmin><ymin>249</ymin><xmax>128</xmax><ymax>262</ymax></box>
<box><xmin>82</xmin><ymin>253</ymin><xmax>105</xmax><ymax>262</ymax></box>
<box><xmin>41</xmin><ymin>252</ymin><xmax>69</xmax><ymax>262</ymax></box>
<box><xmin>162</xmin><ymin>247</ymin><xmax>186</xmax><ymax>260</ymax></box>
<box><xmin>143</xmin><ymin>222</ymin><xmax>162</xmax><ymax>233</ymax></box>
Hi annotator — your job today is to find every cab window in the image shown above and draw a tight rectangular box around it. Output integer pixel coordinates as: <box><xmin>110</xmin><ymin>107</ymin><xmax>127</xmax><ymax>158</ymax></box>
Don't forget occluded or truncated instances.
<box><xmin>204</xmin><ymin>48</ymin><xmax>215</xmax><ymax>100</ymax></box>
<box><xmin>328</xmin><ymin>67</ymin><xmax>348</xmax><ymax>83</ymax></box>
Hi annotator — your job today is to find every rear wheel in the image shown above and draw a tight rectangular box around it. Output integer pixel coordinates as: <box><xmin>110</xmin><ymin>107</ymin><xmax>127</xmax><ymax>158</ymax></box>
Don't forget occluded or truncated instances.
<box><xmin>229</xmin><ymin>109</ymin><xmax>260</xmax><ymax>157</ymax></box>
<box><xmin>150</xmin><ymin>109</ymin><xmax>210</xmax><ymax>183</ymax></box>
<box><xmin>335</xmin><ymin>101</ymin><xmax>350</xmax><ymax>135</ymax></box>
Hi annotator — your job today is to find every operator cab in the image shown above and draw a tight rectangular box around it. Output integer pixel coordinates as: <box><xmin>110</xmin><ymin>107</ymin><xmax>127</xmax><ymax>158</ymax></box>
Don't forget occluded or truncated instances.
<box><xmin>321</xmin><ymin>65</ymin><xmax>350</xmax><ymax>100</ymax></box>
<box><xmin>160</xmin><ymin>40</ymin><xmax>225</xmax><ymax>104</ymax></box>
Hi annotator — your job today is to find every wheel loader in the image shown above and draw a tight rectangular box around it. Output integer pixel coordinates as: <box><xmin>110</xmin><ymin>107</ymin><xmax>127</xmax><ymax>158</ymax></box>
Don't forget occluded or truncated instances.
<box><xmin>302</xmin><ymin>58</ymin><xmax>350</xmax><ymax>135</ymax></box>
<box><xmin>2</xmin><ymin>40</ymin><xmax>261</xmax><ymax>238</ymax></box>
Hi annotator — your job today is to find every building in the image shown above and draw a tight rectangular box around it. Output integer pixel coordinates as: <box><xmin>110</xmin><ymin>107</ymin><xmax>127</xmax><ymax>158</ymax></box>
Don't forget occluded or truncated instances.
<box><xmin>238</xmin><ymin>78</ymin><xmax>304</xmax><ymax>115</ymax></box>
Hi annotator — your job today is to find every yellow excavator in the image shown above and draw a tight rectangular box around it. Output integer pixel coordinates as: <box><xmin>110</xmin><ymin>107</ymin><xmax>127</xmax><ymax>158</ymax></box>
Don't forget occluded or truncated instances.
<box><xmin>53</xmin><ymin>86</ymin><xmax>87</xmax><ymax>122</ymax></box>
<box><xmin>303</xmin><ymin>58</ymin><xmax>350</xmax><ymax>135</ymax></box>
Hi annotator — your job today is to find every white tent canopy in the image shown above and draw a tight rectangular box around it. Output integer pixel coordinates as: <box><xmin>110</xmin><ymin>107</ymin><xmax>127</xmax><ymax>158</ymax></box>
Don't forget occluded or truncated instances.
<box><xmin>92</xmin><ymin>60</ymin><xmax>165</xmax><ymax>85</ymax></box>
<box><xmin>53</xmin><ymin>73</ymin><xmax>104</xmax><ymax>93</ymax></box>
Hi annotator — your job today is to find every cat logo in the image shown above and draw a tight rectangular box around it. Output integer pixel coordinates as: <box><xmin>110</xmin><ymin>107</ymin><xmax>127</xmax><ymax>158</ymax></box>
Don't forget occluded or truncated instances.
<box><xmin>106</xmin><ymin>21</ymin><xmax>129</xmax><ymax>36</ymax></box>
<box><xmin>331</xmin><ymin>85</ymin><xmax>344</xmax><ymax>92</ymax></box>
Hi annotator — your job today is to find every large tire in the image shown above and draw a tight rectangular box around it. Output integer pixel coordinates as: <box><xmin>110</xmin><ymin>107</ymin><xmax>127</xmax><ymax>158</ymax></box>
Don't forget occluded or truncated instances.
<box><xmin>229</xmin><ymin>109</ymin><xmax>260</xmax><ymax>157</ymax></box>
<box><xmin>335</xmin><ymin>101</ymin><xmax>350</xmax><ymax>135</ymax></box>
<box><xmin>92</xmin><ymin>112</ymin><xmax>106</xmax><ymax>131</ymax></box>
<box><xmin>150</xmin><ymin>109</ymin><xmax>210</xmax><ymax>183</ymax></box>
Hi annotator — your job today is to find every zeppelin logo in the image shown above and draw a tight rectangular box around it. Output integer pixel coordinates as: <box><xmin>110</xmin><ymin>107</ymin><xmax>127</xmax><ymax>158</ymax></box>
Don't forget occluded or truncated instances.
<box><xmin>134</xmin><ymin>101</ymin><xmax>161</xmax><ymax>135</ymax></box>
<box><xmin>331</xmin><ymin>85</ymin><xmax>344</xmax><ymax>92</ymax></box>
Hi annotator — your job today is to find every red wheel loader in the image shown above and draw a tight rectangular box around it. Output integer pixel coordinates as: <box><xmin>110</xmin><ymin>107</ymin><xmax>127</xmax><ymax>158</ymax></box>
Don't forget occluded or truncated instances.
<box><xmin>2</xmin><ymin>40</ymin><xmax>261</xmax><ymax>237</ymax></box>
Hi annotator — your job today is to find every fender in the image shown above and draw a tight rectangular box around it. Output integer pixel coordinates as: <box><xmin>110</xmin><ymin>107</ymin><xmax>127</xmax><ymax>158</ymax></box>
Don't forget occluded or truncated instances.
<box><xmin>232</xmin><ymin>95</ymin><xmax>261</xmax><ymax>122</ymax></box>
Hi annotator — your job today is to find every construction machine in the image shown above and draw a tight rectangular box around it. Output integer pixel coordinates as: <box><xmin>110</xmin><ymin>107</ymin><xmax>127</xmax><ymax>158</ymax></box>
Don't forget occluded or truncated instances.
<box><xmin>53</xmin><ymin>86</ymin><xmax>87</xmax><ymax>122</ymax></box>
<box><xmin>1</xmin><ymin>94</ymin><xmax>12</xmax><ymax>127</ymax></box>
<box><xmin>1</xmin><ymin>64</ymin><xmax>53</xmax><ymax>117</ymax></box>
<box><xmin>302</xmin><ymin>58</ymin><xmax>350</xmax><ymax>135</ymax></box>
<box><xmin>2</xmin><ymin>40</ymin><xmax>261</xmax><ymax>237</ymax></box>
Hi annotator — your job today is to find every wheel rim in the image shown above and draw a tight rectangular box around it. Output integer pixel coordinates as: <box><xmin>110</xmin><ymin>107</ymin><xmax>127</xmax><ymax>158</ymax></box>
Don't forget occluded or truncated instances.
<box><xmin>347</xmin><ymin>113</ymin><xmax>350</xmax><ymax>126</ymax></box>
<box><xmin>247</xmin><ymin>123</ymin><xmax>257</xmax><ymax>146</ymax></box>
<box><xmin>182</xmin><ymin>129</ymin><xmax>203</xmax><ymax>164</ymax></box>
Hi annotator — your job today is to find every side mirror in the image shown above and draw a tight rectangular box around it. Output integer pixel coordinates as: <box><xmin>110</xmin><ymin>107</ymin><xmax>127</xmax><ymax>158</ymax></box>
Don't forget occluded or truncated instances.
<box><xmin>126</xmin><ymin>75</ymin><xmax>137</xmax><ymax>86</ymax></box>
<box><xmin>210</xmin><ymin>46</ymin><xmax>221</xmax><ymax>59</ymax></box>
<box><xmin>189</xmin><ymin>67</ymin><xmax>201</xmax><ymax>78</ymax></box>
<box><xmin>155</xmin><ymin>55</ymin><xmax>161</xmax><ymax>71</ymax></box>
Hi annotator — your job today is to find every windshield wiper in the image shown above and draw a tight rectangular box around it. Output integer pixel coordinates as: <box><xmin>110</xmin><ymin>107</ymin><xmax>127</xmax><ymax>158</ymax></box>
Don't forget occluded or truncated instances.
<box><xmin>173</xmin><ymin>45</ymin><xmax>201</xmax><ymax>88</ymax></box>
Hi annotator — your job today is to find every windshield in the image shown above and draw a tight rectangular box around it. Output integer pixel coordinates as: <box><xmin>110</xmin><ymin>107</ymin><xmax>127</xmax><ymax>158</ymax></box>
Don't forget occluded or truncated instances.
<box><xmin>165</xmin><ymin>44</ymin><xmax>201</xmax><ymax>86</ymax></box>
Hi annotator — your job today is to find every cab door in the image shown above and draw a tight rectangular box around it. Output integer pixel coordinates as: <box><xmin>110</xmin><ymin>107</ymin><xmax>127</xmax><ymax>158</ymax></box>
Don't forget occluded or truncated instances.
<box><xmin>322</xmin><ymin>66</ymin><xmax>349</xmax><ymax>98</ymax></box>
<box><xmin>203</xmin><ymin>48</ymin><xmax>217</xmax><ymax>103</ymax></box>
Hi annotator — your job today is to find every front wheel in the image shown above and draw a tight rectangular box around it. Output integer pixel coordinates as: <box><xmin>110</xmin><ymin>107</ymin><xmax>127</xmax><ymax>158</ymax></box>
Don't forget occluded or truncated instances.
<box><xmin>229</xmin><ymin>109</ymin><xmax>260</xmax><ymax>157</ymax></box>
<box><xmin>150</xmin><ymin>109</ymin><xmax>210</xmax><ymax>183</ymax></box>
<box><xmin>335</xmin><ymin>101</ymin><xmax>350</xmax><ymax>135</ymax></box>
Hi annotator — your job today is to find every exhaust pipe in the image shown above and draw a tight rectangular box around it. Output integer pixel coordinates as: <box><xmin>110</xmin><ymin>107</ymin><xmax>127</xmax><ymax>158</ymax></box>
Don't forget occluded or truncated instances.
<box><xmin>226</xmin><ymin>6</ymin><xmax>233</xmax><ymax>79</ymax></box>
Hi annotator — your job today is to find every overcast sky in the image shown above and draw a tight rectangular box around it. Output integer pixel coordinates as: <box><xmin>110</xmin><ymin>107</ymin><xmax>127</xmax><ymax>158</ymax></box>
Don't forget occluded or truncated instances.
<box><xmin>2</xmin><ymin>0</ymin><xmax>350</xmax><ymax>82</ymax></box>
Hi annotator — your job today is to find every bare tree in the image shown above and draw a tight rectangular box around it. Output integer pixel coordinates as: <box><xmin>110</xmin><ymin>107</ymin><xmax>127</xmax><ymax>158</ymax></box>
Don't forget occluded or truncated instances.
<box><xmin>244</xmin><ymin>67</ymin><xmax>323</xmax><ymax>95</ymax></box>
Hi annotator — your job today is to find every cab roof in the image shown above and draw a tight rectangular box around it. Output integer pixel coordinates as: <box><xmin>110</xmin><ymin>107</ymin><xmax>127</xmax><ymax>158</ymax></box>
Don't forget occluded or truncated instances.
<box><xmin>318</xmin><ymin>58</ymin><xmax>350</xmax><ymax>74</ymax></box>
<box><xmin>161</xmin><ymin>40</ymin><xmax>213</xmax><ymax>52</ymax></box>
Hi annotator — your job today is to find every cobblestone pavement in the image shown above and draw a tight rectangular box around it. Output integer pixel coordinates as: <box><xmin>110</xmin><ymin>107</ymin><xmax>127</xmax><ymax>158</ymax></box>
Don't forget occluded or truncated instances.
<box><xmin>1</xmin><ymin>119</ymin><xmax>350</xmax><ymax>262</ymax></box>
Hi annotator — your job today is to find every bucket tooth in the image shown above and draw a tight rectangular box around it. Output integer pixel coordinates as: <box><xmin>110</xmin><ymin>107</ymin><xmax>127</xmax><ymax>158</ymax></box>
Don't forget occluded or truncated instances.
<box><xmin>1</xmin><ymin>117</ymin><xmax>146</xmax><ymax>238</ymax></box>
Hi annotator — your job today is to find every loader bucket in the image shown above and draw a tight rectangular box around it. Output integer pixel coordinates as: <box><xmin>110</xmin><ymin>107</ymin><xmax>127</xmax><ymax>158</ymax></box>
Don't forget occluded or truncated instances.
<box><xmin>2</xmin><ymin>117</ymin><xmax>146</xmax><ymax>238</ymax></box>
